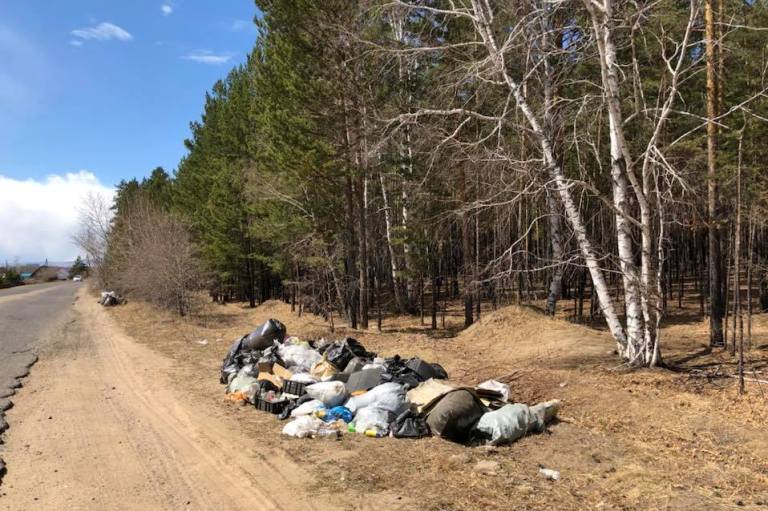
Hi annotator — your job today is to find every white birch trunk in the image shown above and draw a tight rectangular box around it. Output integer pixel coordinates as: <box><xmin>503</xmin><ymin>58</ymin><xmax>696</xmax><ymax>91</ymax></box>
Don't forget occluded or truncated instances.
<box><xmin>471</xmin><ymin>0</ymin><xmax>628</xmax><ymax>350</ymax></box>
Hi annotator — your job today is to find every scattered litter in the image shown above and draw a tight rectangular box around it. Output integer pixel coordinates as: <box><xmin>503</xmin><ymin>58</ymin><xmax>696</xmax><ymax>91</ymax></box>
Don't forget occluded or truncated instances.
<box><xmin>98</xmin><ymin>291</ymin><xmax>125</xmax><ymax>307</ymax></box>
<box><xmin>290</xmin><ymin>399</ymin><xmax>324</xmax><ymax>418</ymax></box>
<box><xmin>475</xmin><ymin>379</ymin><xmax>510</xmax><ymax>403</ymax></box>
<box><xmin>282</xmin><ymin>415</ymin><xmax>343</xmax><ymax>439</ymax></box>
<box><xmin>539</xmin><ymin>467</ymin><xmax>561</xmax><ymax>481</ymax></box>
<box><xmin>197</xmin><ymin>339</ymin><xmax>209</xmax><ymax>346</ymax></box>
<box><xmin>218</xmin><ymin>317</ymin><xmax>560</xmax><ymax>448</ymax></box>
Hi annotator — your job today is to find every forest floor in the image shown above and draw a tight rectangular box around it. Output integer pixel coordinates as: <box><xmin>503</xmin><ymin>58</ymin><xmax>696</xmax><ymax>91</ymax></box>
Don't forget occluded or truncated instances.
<box><xmin>8</xmin><ymin>285</ymin><xmax>761</xmax><ymax>510</ymax></box>
<box><xmin>94</xmin><ymin>289</ymin><xmax>768</xmax><ymax>511</ymax></box>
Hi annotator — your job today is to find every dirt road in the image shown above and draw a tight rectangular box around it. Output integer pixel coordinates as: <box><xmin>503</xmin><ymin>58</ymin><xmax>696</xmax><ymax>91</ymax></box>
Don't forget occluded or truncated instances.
<box><xmin>0</xmin><ymin>290</ymin><xmax>331</xmax><ymax>511</ymax></box>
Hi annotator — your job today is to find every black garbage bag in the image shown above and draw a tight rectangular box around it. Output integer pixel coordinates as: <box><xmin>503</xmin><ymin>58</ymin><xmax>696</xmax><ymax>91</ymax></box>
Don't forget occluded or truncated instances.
<box><xmin>381</xmin><ymin>355</ymin><xmax>422</xmax><ymax>389</ymax></box>
<box><xmin>258</xmin><ymin>344</ymin><xmax>284</xmax><ymax>368</ymax></box>
<box><xmin>430</xmin><ymin>363</ymin><xmax>448</xmax><ymax>380</ymax></box>
<box><xmin>220</xmin><ymin>336</ymin><xmax>246</xmax><ymax>384</ymax></box>
<box><xmin>391</xmin><ymin>409</ymin><xmax>431</xmax><ymax>439</ymax></box>
<box><xmin>380</xmin><ymin>370</ymin><xmax>420</xmax><ymax>390</ymax></box>
<box><xmin>278</xmin><ymin>401</ymin><xmax>299</xmax><ymax>420</ymax></box>
<box><xmin>242</xmin><ymin>319</ymin><xmax>287</xmax><ymax>351</ymax></box>
<box><xmin>325</xmin><ymin>337</ymin><xmax>375</xmax><ymax>370</ymax></box>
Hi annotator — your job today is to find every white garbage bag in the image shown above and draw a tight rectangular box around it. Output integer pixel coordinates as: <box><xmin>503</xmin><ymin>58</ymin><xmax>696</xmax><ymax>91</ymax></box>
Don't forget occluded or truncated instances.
<box><xmin>345</xmin><ymin>382</ymin><xmax>407</xmax><ymax>414</ymax></box>
<box><xmin>290</xmin><ymin>399</ymin><xmax>324</xmax><ymax>418</ymax></box>
<box><xmin>472</xmin><ymin>400</ymin><xmax>560</xmax><ymax>445</ymax></box>
<box><xmin>282</xmin><ymin>416</ymin><xmax>325</xmax><ymax>438</ymax></box>
<box><xmin>305</xmin><ymin>381</ymin><xmax>348</xmax><ymax>407</ymax></box>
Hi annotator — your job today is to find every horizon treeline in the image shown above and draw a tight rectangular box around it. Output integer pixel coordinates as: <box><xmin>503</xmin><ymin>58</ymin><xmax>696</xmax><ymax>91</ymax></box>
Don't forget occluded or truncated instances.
<box><xmin>91</xmin><ymin>0</ymin><xmax>768</xmax><ymax>370</ymax></box>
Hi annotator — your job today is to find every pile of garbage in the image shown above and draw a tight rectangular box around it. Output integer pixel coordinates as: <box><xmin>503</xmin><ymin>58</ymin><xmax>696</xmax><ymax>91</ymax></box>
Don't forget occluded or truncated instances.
<box><xmin>220</xmin><ymin>318</ymin><xmax>560</xmax><ymax>445</ymax></box>
<box><xmin>98</xmin><ymin>291</ymin><xmax>126</xmax><ymax>307</ymax></box>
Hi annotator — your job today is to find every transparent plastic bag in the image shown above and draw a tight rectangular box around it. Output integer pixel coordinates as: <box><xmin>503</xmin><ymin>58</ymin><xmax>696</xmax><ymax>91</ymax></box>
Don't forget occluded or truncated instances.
<box><xmin>278</xmin><ymin>343</ymin><xmax>322</xmax><ymax>373</ymax></box>
<box><xmin>352</xmin><ymin>407</ymin><xmax>392</xmax><ymax>434</ymax></box>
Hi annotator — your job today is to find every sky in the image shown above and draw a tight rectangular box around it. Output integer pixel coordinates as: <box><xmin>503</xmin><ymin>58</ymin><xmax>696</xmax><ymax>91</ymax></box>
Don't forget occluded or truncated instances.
<box><xmin>0</xmin><ymin>1</ymin><xmax>260</xmax><ymax>263</ymax></box>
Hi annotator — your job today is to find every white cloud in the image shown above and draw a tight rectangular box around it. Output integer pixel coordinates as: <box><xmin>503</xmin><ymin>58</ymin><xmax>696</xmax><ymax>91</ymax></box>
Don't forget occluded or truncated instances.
<box><xmin>161</xmin><ymin>4</ymin><xmax>173</xmax><ymax>16</ymax></box>
<box><xmin>182</xmin><ymin>50</ymin><xmax>231</xmax><ymax>65</ymax></box>
<box><xmin>68</xmin><ymin>40</ymin><xmax>83</xmax><ymax>47</ymax></box>
<box><xmin>0</xmin><ymin>171</ymin><xmax>114</xmax><ymax>262</ymax></box>
<box><xmin>71</xmin><ymin>22</ymin><xmax>133</xmax><ymax>42</ymax></box>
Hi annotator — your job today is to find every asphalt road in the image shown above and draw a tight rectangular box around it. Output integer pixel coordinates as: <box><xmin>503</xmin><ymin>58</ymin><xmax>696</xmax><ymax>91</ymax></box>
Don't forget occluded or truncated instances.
<box><xmin>0</xmin><ymin>281</ymin><xmax>79</xmax><ymax>475</ymax></box>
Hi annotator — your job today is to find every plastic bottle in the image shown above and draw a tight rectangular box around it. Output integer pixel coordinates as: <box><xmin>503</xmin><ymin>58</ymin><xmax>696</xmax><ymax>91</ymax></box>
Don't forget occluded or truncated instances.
<box><xmin>347</xmin><ymin>423</ymin><xmax>356</xmax><ymax>433</ymax></box>
<box><xmin>314</xmin><ymin>429</ymin><xmax>342</xmax><ymax>439</ymax></box>
<box><xmin>364</xmin><ymin>428</ymin><xmax>385</xmax><ymax>438</ymax></box>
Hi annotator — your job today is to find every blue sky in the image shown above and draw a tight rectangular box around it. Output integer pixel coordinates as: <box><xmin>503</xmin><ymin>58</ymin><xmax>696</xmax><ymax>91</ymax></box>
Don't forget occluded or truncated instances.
<box><xmin>0</xmin><ymin>1</ymin><xmax>260</xmax><ymax>262</ymax></box>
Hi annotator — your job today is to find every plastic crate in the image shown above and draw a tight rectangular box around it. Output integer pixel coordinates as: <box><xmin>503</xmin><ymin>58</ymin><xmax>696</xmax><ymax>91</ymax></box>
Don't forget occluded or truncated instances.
<box><xmin>254</xmin><ymin>397</ymin><xmax>289</xmax><ymax>415</ymax></box>
<box><xmin>282</xmin><ymin>380</ymin><xmax>308</xmax><ymax>396</ymax></box>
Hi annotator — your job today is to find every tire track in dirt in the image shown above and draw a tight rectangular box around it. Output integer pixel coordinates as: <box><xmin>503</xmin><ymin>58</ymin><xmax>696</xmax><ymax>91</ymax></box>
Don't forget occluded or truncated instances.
<box><xmin>0</xmin><ymin>291</ymin><xmax>336</xmax><ymax>510</ymax></box>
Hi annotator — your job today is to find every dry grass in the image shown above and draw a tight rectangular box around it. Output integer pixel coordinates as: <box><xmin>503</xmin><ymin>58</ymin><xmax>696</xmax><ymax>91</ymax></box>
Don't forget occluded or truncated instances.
<box><xmin>107</xmin><ymin>294</ymin><xmax>768</xmax><ymax>510</ymax></box>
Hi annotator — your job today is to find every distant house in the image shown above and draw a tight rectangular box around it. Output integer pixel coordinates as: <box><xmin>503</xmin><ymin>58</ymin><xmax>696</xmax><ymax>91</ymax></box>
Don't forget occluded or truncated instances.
<box><xmin>20</xmin><ymin>272</ymin><xmax>32</xmax><ymax>280</ymax></box>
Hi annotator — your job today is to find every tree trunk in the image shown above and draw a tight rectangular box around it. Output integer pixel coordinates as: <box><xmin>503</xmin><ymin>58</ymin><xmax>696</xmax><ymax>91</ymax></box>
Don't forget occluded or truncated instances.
<box><xmin>705</xmin><ymin>0</ymin><xmax>725</xmax><ymax>347</ymax></box>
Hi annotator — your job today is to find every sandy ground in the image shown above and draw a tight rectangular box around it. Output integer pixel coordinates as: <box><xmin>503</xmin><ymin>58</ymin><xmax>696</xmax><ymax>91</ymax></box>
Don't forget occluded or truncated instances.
<box><xmin>0</xmin><ymin>290</ymin><xmax>336</xmax><ymax>511</ymax></box>
<box><xmin>104</xmin><ymin>295</ymin><xmax>768</xmax><ymax>510</ymax></box>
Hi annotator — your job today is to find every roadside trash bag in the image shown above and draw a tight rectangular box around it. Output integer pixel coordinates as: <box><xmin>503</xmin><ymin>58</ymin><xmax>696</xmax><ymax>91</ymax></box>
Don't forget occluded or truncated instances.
<box><xmin>407</xmin><ymin>379</ymin><xmax>455</xmax><ymax>413</ymax></box>
<box><xmin>471</xmin><ymin>404</ymin><xmax>536</xmax><ymax>445</ymax></box>
<box><xmin>310</xmin><ymin>356</ymin><xmax>339</xmax><ymax>381</ymax></box>
<box><xmin>476</xmin><ymin>380</ymin><xmax>510</xmax><ymax>403</ymax></box>
<box><xmin>291</xmin><ymin>399</ymin><xmax>324</xmax><ymax>418</ymax></box>
<box><xmin>530</xmin><ymin>400</ymin><xmax>561</xmax><ymax>425</ymax></box>
<box><xmin>346</xmin><ymin>367</ymin><xmax>384</xmax><ymax>393</ymax></box>
<box><xmin>226</xmin><ymin>367</ymin><xmax>259</xmax><ymax>395</ymax></box>
<box><xmin>279</xmin><ymin>401</ymin><xmax>299</xmax><ymax>420</ymax></box>
<box><xmin>391</xmin><ymin>409</ymin><xmax>430</xmax><ymax>439</ymax></box>
<box><xmin>345</xmin><ymin>382</ymin><xmax>408</xmax><ymax>414</ymax></box>
<box><xmin>282</xmin><ymin>416</ymin><xmax>325</xmax><ymax>438</ymax></box>
<box><xmin>282</xmin><ymin>416</ymin><xmax>344</xmax><ymax>438</ymax></box>
<box><xmin>318</xmin><ymin>406</ymin><xmax>353</xmax><ymax>423</ymax></box>
<box><xmin>242</xmin><ymin>319</ymin><xmax>286</xmax><ymax>351</ymax></box>
<box><xmin>343</xmin><ymin>357</ymin><xmax>367</xmax><ymax>374</ymax></box>
<box><xmin>278</xmin><ymin>343</ymin><xmax>322</xmax><ymax>373</ymax></box>
<box><xmin>258</xmin><ymin>345</ymin><xmax>284</xmax><ymax>368</ymax></box>
<box><xmin>380</xmin><ymin>356</ymin><xmax>422</xmax><ymax>389</ymax></box>
<box><xmin>405</xmin><ymin>358</ymin><xmax>440</xmax><ymax>381</ymax></box>
<box><xmin>362</xmin><ymin>357</ymin><xmax>387</xmax><ymax>371</ymax></box>
<box><xmin>305</xmin><ymin>381</ymin><xmax>348</xmax><ymax>408</ymax></box>
<box><xmin>325</xmin><ymin>338</ymin><xmax>375</xmax><ymax>372</ymax></box>
<box><xmin>99</xmin><ymin>291</ymin><xmax>125</xmax><ymax>306</ymax></box>
<box><xmin>471</xmin><ymin>400</ymin><xmax>559</xmax><ymax>446</ymax></box>
<box><xmin>220</xmin><ymin>336</ymin><xmax>245</xmax><ymax>384</ymax></box>
<box><xmin>425</xmin><ymin>389</ymin><xmax>487</xmax><ymax>443</ymax></box>
<box><xmin>289</xmin><ymin>372</ymin><xmax>318</xmax><ymax>384</ymax></box>
<box><xmin>352</xmin><ymin>407</ymin><xmax>392</xmax><ymax>435</ymax></box>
